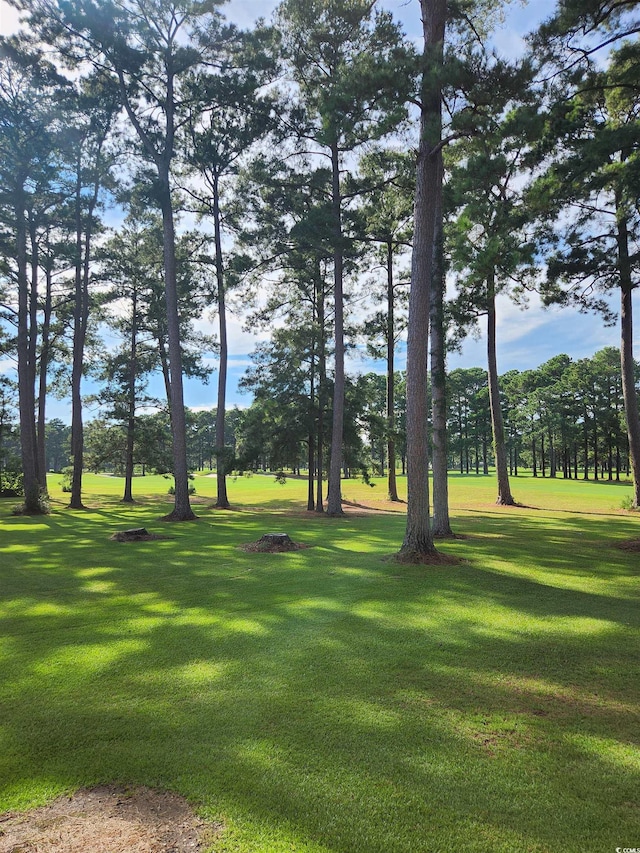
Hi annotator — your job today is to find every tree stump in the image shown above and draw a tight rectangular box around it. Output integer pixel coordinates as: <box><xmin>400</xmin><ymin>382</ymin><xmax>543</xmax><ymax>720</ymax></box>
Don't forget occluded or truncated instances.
<box><xmin>257</xmin><ymin>533</ymin><xmax>294</xmax><ymax>547</ymax></box>
<box><xmin>117</xmin><ymin>528</ymin><xmax>149</xmax><ymax>541</ymax></box>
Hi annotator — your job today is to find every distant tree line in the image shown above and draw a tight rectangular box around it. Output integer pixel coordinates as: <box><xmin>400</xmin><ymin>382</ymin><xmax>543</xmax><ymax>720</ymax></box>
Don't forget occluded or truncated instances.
<box><xmin>2</xmin><ymin>345</ymin><xmax>634</xmax><ymax>502</ymax></box>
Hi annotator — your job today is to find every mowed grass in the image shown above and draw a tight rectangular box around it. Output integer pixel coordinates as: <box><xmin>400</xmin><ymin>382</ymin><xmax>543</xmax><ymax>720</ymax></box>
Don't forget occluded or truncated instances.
<box><xmin>0</xmin><ymin>470</ymin><xmax>639</xmax><ymax>852</ymax></box>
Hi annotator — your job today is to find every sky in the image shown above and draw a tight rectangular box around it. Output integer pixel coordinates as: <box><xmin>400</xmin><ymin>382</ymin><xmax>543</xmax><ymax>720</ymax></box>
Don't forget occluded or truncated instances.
<box><xmin>0</xmin><ymin>0</ymin><xmax>631</xmax><ymax>421</ymax></box>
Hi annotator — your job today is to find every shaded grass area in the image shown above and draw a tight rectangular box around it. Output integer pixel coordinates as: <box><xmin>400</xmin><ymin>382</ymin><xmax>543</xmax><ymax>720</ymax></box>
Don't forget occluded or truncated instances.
<box><xmin>0</xmin><ymin>474</ymin><xmax>639</xmax><ymax>852</ymax></box>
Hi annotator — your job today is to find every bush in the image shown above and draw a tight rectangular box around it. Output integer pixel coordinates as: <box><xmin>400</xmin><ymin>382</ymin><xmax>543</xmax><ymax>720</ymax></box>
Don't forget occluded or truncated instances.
<box><xmin>168</xmin><ymin>484</ymin><xmax>196</xmax><ymax>495</ymax></box>
<box><xmin>620</xmin><ymin>495</ymin><xmax>638</xmax><ymax>511</ymax></box>
<box><xmin>0</xmin><ymin>465</ymin><xmax>23</xmax><ymax>497</ymax></box>
<box><xmin>12</xmin><ymin>488</ymin><xmax>50</xmax><ymax>516</ymax></box>
<box><xmin>60</xmin><ymin>467</ymin><xmax>73</xmax><ymax>493</ymax></box>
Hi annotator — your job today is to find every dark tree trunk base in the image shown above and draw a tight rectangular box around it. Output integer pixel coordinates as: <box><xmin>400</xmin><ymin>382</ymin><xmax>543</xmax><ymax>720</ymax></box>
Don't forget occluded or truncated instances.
<box><xmin>393</xmin><ymin>545</ymin><xmax>458</xmax><ymax>565</ymax></box>
<box><xmin>161</xmin><ymin>509</ymin><xmax>198</xmax><ymax>522</ymax></box>
<box><xmin>433</xmin><ymin>526</ymin><xmax>455</xmax><ymax>539</ymax></box>
<box><xmin>12</xmin><ymin>503</ymin><xmax>50</xmax><ymax>517</ymax></box>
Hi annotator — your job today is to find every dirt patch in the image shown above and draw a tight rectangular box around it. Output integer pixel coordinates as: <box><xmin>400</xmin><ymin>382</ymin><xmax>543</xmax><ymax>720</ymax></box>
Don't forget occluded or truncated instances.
<box><xmin>0</xmin><ymin>785</ymin><xmax>220</xmax><ymax>853</ymax></box>
<box><xmin>615</xmin><ymin>538</ymin><xmax>640</xmax><ymax>552</ymax></box>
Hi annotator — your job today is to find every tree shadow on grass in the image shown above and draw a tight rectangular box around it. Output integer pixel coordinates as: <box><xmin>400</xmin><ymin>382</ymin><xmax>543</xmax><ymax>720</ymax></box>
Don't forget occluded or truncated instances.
<box><xmin>0</xmin><ymin>503</ymin><xmax>639</xmax><ymax>851</ymax></box>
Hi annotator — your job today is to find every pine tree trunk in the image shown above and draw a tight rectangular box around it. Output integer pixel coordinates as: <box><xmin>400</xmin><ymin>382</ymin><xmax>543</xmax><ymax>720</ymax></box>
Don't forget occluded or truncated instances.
<box><xmin>430</xmin><ymin>160</ymin><xmax>453</xmax><ymax>536</ymax></box>
<box><xmin>316</xmin><ymin>272</ymin><xmax>326</xmax><ymax>513</ymax></box>
<box><xmin>617</xmin><ymin>213</ymin><xmax>640</xmax><ymax>507</ymax></box>
<box><xmin>69</xmin><ymin>166</ymin><xmax>86</xmax><ymax>509</ymax></box>
<box><xmin>307</xmin><ymin>328</ymin><xmax>316</xmax><ymax>511</ymax></box>
<box><xmin>159</xmin><ymin>174</ymin><xmax>196</xmax><ymax>521</ymax></box>
<box><xmin>158</xmin><ymin>336</ymin><xmax>172</xmax><ymax>417</ymax></box>
<box><xmin>115</xmin><ymin>51</ymin><xmax>194</xmax><ymax>520</ymax></box>
<box><xmin>532</xmin><ymin>435</ymin><xmax>537</xmax><ymax>477</ymax></box>
<box><xmin>213</xmin><ymin>174</ymin><xmax>230</xmax><ymax>509</ymax></box>
<box><xmin>386</xmin><ymin>241</ymin><xmax>400</xmax><ymax>502</ymax></box>
<box><xmin>123</xmin><ymin>286</ymin><xmax>137</xmax><ymax>503</ymax></box>
<box><xmin>487</xmin><ymin>268</ymin><xmax>514</xmax><ymax>506</ymax></box>
<box><xmin>26</xmin><ymin>211</ymin><xmax>47</xmax><ymax>493</ymax></box>
<box><xmin>399</xmin><ymin>0</ymin><xmax>446</xmax><ymax>559</ymax></box>
<box><xmin>327</xmin><ymin>141</ymin><xmax>345</xmax><ymax>516</ymax></box>
<box><xmin>36</xmin><ymin>239</ymin><xmax>52</xmax><ymax>490</ymax></box>
<box><xmin>15</xmin><ymin>186</ymin><xmax>41</xmax><ymax>512</ymax></box>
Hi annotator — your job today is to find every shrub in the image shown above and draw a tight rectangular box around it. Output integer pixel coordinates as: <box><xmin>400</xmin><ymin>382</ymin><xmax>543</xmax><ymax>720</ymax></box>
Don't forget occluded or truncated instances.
<box><xmin>0</xmin><ymin>464</ymin><xmax>23</xmax><ymax>497</ymax></box>
<box><xmin>168</xmin><ymin>484</ymin><xmax>196</xmax><ymax>495</ymax></box>
<box><xmin>60</xmin><ymin>467</ymin><xmax>74</xmax><ymax>493</ymax></box>
<box><xmin>12</xmin><ymin>488</ymin><xmax>50</xmax><ymax>516</ymax></box>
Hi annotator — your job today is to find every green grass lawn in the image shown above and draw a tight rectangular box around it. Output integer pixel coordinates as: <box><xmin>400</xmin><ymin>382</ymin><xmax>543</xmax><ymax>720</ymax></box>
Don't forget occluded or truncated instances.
<box><xmin>1</xmin><ymin>471</ymin><xmax>639</xmax><ymax>852</ymax></box>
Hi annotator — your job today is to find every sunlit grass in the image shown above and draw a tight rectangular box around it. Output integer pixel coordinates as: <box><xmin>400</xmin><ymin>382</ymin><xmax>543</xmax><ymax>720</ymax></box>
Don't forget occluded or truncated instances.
<box><xmin>44</xmin><ymin>466</ymin><xmax>639</xmax><ymax>516</ymax></box>
<box><xmin>0</xmin><ymin>471</ymin><xmax>638</xmax><ymax>851</ymax></box>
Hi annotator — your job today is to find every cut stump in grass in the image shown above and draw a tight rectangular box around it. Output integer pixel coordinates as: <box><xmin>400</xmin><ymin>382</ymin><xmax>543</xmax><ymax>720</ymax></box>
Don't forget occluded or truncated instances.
<box><xmin>110</xmin><ymin>528</ymin><xmax>171</xmax><ymax>542</ymax></box>
<box><xmin>0</xmin><ymin>785</ymin><xmax>221</xmax><ymax>853</ymax></box>
<box><xmin>261</xmin><ymin>533</ymin><xmax>294</xmax><ymax>547</ymax></box>
<box><xmin>240</xmin><ymin>532</ymin><xmax>309</xmax><ymax>553</ymax></box>
<box><xmin>121</xmin><ymin>527</ymin><xmax>149</xmax><ymax>539</ymax></box>
<box><xmin>615</xmin><ymin>538</ymin><xmax>640</xmax><ymax>553</ymax></box>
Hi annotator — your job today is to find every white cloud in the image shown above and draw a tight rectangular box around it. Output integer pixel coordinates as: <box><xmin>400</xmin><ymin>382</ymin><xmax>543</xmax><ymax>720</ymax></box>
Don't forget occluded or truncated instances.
<box><xmin>0</xmin><ymin>1</ymin><xmax>21</xmax><ymax>36</ymax></box>
<box><xmin>194</xmin><ymin>309</ymin><xmax>275</xmax><ymax>357</ymax></box>
<box><xmin>495</xmin><ymin>293</ymin><xmax>548</xmax><ymax>344</ymax></box>
<box><xmin>225</xmin><ymin>0</ymin><xmax>278</xmax><ymax>27</ymax></box>
<box><xmin>346</xmin><ymin>351</ymin><xmax>387</xmax><ymax>377</ymax></box>
<box><xmin>190</xmin><ymin>402</ymin><xmax>247</xmax><ymax>413</ymax></box>
<box><xmin>201</xmin><ymin>355</ymin><xmax>254</xmax><ymax>370</ymax></box>
<box><xmin>492</xmin><ymin>28</ymin><xmax>526</xmax><ymax>61</ymax></box>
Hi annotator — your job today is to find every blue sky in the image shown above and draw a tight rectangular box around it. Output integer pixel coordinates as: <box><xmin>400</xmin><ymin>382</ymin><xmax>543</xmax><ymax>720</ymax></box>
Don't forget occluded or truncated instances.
<box><xmin>204</xmin><ymin>0</ymin><xmax>626</xmax><ymax>409</ymax></box>
<box><xmin>0</xmin><ymin>0</ymin><xmax>631</xmax><ymax>420</ymax></box>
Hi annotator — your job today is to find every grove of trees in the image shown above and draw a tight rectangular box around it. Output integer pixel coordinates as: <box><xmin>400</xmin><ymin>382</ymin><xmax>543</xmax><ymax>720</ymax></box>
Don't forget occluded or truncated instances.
<box><xmin>0</xmin><ymin>0</ymin><xmax>638</xmax><ymax>558</ymax></box>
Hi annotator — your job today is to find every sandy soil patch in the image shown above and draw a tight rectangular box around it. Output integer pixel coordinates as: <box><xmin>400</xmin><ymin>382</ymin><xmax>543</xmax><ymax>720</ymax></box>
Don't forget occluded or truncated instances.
<box><xmin>0</xmin><ymin>786</ymin><xmax>220</xmax><ymax>853</ymax></box>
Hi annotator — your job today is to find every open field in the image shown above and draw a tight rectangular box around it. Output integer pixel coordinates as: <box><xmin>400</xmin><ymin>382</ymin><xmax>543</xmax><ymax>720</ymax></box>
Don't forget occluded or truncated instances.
<box><xmin>1</xmin><ymin>471</ymin><xmax>639</xmax><ymax>852</ymax></box>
